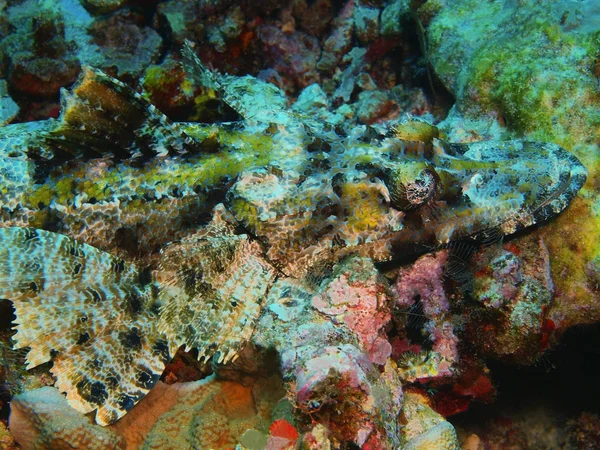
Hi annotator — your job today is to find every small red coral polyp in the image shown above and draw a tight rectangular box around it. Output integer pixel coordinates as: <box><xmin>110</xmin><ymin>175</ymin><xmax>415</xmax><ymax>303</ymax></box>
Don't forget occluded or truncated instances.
<box><xmin>270</xmin><ymin>419</ymin><xmax>299</xmax><ymax>442</ymax></box>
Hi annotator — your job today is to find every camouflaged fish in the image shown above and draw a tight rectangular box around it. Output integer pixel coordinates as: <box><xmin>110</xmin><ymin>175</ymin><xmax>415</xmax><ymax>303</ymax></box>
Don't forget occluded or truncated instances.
<box><xmin>0</xmin><ymin>44</ymin><xmax>587</xmax><ymax>425</ymax></box>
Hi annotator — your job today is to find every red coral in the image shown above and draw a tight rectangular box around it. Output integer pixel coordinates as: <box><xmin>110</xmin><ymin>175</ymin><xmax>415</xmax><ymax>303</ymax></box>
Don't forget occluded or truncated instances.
<box><xmin>434</xmin><ymin>392</ymin><xmax>471</xmax><ymax>417</ymax></box>
<box><xmin>365</xmin><ymin>37</ymin><xmax>400</xmax><ymax>63</ymax></box>
<box><xmin>432</xmin><ymin>357</ymin><xmax>495</xmax><ymax>417</ymax></box>
<box><xmin>270</xmin><ymin>419</ymin><xmax>299</xmax><ymax>441</ymax></box>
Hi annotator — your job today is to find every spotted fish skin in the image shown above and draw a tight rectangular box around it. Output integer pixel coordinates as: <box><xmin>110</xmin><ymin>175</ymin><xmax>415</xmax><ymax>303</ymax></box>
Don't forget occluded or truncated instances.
<box><xmin>157</xmin><ymin>204</ymin><xmax>276</xmax><ymax>365</ymax></box>
<box><xmin>0</xmin><ymin>227</ymin><xmax>176</xmax><ymax>426</ymax></box>
<box><xmin>0</xmin><ymin>45</ymin><xmax>588</xmax><ymax>425</ymax></box>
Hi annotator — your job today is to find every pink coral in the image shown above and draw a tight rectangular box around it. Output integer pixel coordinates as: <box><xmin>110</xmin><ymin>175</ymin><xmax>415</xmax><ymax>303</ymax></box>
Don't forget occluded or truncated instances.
<box><xmin>393</xmin><ymin>251</ymin><xmax>459</xmax><ymax>379</ymax></box>
<box><xmin>255</xmin><ymin>257</ymin><xmax>402</xmax><ymax>447</ymax></box>
<box><xmin>311</xmin><ymin>257</ymin><xmax>392</xmax><ymax>365</ymax></box>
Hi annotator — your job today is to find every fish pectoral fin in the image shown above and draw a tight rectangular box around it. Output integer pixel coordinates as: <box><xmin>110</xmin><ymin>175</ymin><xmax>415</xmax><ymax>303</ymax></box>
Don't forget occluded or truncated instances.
<box><xmin>0</xmin><ymin>227</ymin><xmax>175</xmax><ymax>425</ymax></box>
<box><xmin>157</xmin><ymin>206</ymin><xmax>276</xmax><ymax>364</ymax></box>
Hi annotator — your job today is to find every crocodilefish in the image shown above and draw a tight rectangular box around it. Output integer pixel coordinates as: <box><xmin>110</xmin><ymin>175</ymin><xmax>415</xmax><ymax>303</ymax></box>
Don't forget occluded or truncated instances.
<box><xmin>0</xmin><ymin>43</ymin><xmax>587</xmax><ymax>425</ymax></box>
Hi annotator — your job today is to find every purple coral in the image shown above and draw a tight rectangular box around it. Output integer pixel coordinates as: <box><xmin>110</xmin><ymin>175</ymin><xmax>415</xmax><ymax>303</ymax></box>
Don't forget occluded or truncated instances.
<box><xmin>392</xmin><ymin>251</ymin><xmax>459</xmax><ymax>379</ymax></box>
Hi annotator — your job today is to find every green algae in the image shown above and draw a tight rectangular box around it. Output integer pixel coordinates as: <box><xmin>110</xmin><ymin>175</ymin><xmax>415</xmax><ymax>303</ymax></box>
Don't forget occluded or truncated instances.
<box><xmin>424</xmin><ymin>0</ymin><xmax>600</xmax><ymax>147</ymax></box>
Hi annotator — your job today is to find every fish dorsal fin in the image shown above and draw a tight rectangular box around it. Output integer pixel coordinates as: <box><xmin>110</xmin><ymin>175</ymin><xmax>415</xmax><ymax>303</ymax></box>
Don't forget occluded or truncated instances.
<box><xmin>39</xmin><ymin>67</ymin><xmax>197</xmax><ymax>160</ymax></box>
<box><xmin>0</xmin><ymin>227</ymin><xmax>176</xmax><ymax>425</ymax></box>
<box><xmin>181</xmin><ymin>41</ymin><xmax>288</xmax><ymax>123</ymax></box>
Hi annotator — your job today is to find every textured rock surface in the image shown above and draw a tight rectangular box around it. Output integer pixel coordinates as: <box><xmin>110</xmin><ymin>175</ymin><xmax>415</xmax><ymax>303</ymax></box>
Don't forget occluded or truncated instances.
<box><xmin>9</xmin><ymin>377</ymin><xmax>286</xmax><ymax>450</ymax></box>
<box><xmin>10</xmin><ymin>387</ymin><xmax>123</xmax><ymax>449</ymax></box>
<box><xmin>0</xmin><ymin>81</ymin><xmax>18</xmax><ymax>126</ymax></box>
<box><xmin>401</xmin><ymin>391</ymin><xmax>461</xmax><ymax>449</ymax></box>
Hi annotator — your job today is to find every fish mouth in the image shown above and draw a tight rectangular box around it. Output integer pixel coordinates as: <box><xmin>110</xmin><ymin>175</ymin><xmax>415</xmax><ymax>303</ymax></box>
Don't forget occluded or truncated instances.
<box><xmin>494</xmin><ymin>141</ymin><xmax>588</xmax><ymax>237</ymax></box>
<box><xmin>527</xmin><ymin>142</ymin><xmax>588</xmax><ymax>225</ymax></box>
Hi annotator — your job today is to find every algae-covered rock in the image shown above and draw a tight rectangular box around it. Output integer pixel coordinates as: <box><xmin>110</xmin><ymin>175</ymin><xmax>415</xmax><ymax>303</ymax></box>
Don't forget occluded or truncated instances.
<box><xmin>422</xmin><ymin>0</ymin><xmax>600</xmax><ymax>147</ymax></box>
<box><xmin>380</xmin><ymin>0</ymin><xmax>411</xmax><ymax>37</ymax></box>
<box><xmin>401</xmin><ymin>391</ymin><xmax>461</xmax><ymax>449</ymax></box>
<box><xmin>0</xmin><ymin>421</ymin><xmax>17</xmax><ymax>450</ymax></box>
<box><xmin>80</xmin><ymin>0</ymin><xmax>130</xmax><ymax>15</ymax></box>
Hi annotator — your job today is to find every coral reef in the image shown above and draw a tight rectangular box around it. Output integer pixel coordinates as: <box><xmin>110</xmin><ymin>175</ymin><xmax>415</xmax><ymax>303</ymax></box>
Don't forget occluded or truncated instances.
<box><xmin>0</xmin><ymin>0</ymin><xmax>430</xmax><ymax>124</ymax></box>
<box><xmin>567</xmin><ymin>412</ymin><xmax>600</xmax><ymax>449</ymax></box>
<box><xmin>9</xmin><ymin>375</ymin><xmax>287</xmax><ymax>450</ymax></box>
<box><xmin>0</xmin><ymin>0</ymin><xmax>596</xmax><ymax>448</ymax></box>
<box><xmin>9</xmin><ymin>387</ymin><xmax>123</xmax><ymax>449</ymax></box>
<box><xmin>0</xmin><ymin>82</ymin><xmax>18</xmax><ymax>126</ymax></box>
<box><xmin>0</xmin><ymin>1</ymin><xmax>80</xmax><ymax>97</ymax></box>
<box><xmin>253</xmin><ymin>257</ymin><xmax>403</xmax><ymax>446</ymax></box>
<box><xmin>0</xmin><ymin>46</ymin><xmax>588</xmax><ymax>447</ymax></box>
<box><xmin>393</xmin><ymin>251</ymin><xmax>459</xmax><ymax>381</ymax></box>
<box><xmin>88</xmin><ymin>10</ymin><xmax>163</xmax><ymax>80</ymax></box>
<box><xmin>467</xmin><ymin>236</ymin><xmax>556</xmax><ymax>363</ymax></box>
<box><xmin>400</xmin><ymin>391</ymin><xmax>461</xmax><ymax>449</ymax></box>
<box><xmin>0</xmin><ymin>422</ymin><xmax>17</xmax><ymax>450</ymax></box>
<box><xmin>311</xmin><ymin>257</ymin><xmax>393</xmax><ymax>365</ymax></box>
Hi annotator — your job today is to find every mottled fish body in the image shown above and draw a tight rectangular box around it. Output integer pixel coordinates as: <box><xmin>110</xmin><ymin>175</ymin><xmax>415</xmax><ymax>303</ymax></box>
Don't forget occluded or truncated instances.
<box><xmin>0</xmin><ymin>46</ymin><xmax>587</xmax><ymax>424</ymax></box>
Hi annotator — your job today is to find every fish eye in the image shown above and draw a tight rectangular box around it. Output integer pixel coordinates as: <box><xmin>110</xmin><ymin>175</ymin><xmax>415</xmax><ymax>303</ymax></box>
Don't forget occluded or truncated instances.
<box><xmin>383</xmin><ymin>162</ymin><xmax>439</xmax><ymax>211</ymax></box>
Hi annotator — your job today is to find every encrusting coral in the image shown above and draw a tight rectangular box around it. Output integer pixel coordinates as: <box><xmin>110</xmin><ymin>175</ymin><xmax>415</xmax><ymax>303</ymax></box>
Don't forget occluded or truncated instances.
<box><xmin>400</xmin><ymin>391</ymin><xmax>461</xmax><ymax>450</ymax></box>
<box><xmin>393</xmin><ymin>251</ymin><xmax>459</xmax><ymax>381</ymax></box>
<box><xmin>9</xmin><ymin>387</ymin><xmax>124</xmax><ymax>449</ymax></box>
<box><xmin>0</xmin><ymin>33</ymin><xmax>588</xmax><ymax>448</ymax></box>
<box><xmin>9</xmin><ymin>374</ymin><xmax>288</xmax><ymax>450</ymax></box>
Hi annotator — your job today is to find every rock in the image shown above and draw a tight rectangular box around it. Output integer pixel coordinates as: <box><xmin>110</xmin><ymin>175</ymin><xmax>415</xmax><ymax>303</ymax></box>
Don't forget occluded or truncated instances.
<box><xmin>9</xmin><ymin>387</ymin><xmax>123</xmax><ymax>450</ymax></box>
<box><xmin>380</xmin><ymin>0</ymin><xmax>410</xmax><ymax>37</ymax></box>
<box><xmin>89</xmin><ymin>11</ymin><xmax>163</xmax><ymax>80</ymax></box>
<box><xmin>354</xmin><ymin>4</ymin><xmax>380</xmax><ymax>45</ymax></box>
<box><xmin>293</xmin><ymin>83</ymin><xmax>328</xmax><ymax>113</ymax></box>
<box><xmin>401</xmin><ymin>391</ymin><xmax>461</xmax><ymax>449</ymax></box>
<box><xmin>80</xmin><ymin>0</ymin><xmax>131</xmax><ymax>15</ymax></box>
<box><xmin>0</xmin><ymin>80</ymin><xmax>18</xmax><ymax>125</ymax></box>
